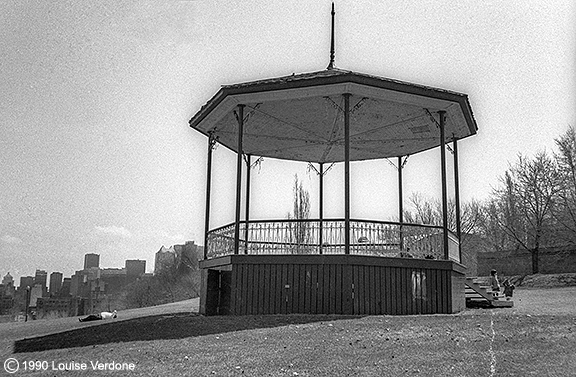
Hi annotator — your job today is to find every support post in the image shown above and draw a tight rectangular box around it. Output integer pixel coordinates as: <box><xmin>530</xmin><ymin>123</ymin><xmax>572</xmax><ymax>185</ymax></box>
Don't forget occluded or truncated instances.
<box><xmin>438</xmin><ymin>111</ymin><xmax>449</xmax><ymax>260</ymax></box>
<box><xmin>344</xmin><ymin>93</ymin><xmax>351</xmax><ymax>254</ymax></box>
<box><xmin>453</xmin><ymin>138</ymin><xmax>462</xmax><ymax>262</ymax></box>
<box><xmin>203</xmin><ymin>132</ymin><xmax>215</xmax><ymax>260</ymax></box>
<box><xmin>234</xmin><ymin>105</ymin><xmax>245</xmax><ymax>255</ymax></box>
<box><xmin>25</xmin><ymin>286</ymin><xmax>30</xmax><ymax>322</ymax></box>
<box><xmin>398</xmin><ymin>156</ymin><xmax>404</xmax><ymax>250</ymax></box>
<box><xmin>319</xmin><ymin>162</ymin><xmax>324</xmax><ymax>254</ymax></box>
<box><xmin>245</xmin><ymin>154</ymin><xmax>251</xmax><ymax>254</ymax></box>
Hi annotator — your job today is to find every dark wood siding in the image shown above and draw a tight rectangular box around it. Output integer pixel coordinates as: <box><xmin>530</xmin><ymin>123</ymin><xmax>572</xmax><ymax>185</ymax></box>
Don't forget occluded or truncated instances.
<box><xmin>199</xmin><ymin>255</ymin><xmax>466</xmax><ymax>316</ymax></box>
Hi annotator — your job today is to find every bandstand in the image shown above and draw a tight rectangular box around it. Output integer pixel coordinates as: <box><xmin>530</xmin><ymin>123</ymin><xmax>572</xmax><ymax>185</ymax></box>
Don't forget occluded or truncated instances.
<box><xmin>190</xmin><ymin>7</ymin><xmax>477</xmax><ymax>316</ymax></box>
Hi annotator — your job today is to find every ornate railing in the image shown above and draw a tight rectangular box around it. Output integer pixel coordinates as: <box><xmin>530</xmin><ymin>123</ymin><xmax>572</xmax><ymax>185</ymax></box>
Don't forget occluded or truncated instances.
<box><xmin>207</xmin><ymin>219</ymin><xmax>460</xmax><ymax>262</ymax></box>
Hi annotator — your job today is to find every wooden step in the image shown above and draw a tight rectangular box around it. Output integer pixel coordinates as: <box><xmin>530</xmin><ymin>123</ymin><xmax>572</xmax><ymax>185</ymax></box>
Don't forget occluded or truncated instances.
<box><xmin>465</xmin><ymin>278</ymin><xmax>513</xmax><ymax>308</ymax></box>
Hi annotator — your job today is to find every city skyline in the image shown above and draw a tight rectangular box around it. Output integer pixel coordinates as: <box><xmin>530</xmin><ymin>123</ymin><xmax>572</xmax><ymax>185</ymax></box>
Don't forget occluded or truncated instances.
<box><xmin>1</xmin><ymin>1</ymin><xmax>575</xmax><ymax>279</ymax></box>
<box><xmin>1</xmin><ymin>254</ymin><xmax>149</xmax><ymax>289</ymax></box>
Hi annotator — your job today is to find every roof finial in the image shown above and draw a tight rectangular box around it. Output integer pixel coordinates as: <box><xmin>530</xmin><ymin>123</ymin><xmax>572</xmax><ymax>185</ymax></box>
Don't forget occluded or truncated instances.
<box><xmin>327</xmin><ymin>2</ymin><xmax>335</xmax><ymax>70</ymax></box>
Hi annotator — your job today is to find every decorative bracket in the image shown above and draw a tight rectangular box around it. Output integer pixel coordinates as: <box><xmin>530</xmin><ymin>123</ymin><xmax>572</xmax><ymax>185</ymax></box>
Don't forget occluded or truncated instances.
<box><xmin>307</xmin><ymin>162</ymin><xmax>336</xmax><ymax>176</ymax></box>
<box><xmin>208</xmin><ymin>130</ymin><xmax>219</xmax><ymax>151</ymax></box>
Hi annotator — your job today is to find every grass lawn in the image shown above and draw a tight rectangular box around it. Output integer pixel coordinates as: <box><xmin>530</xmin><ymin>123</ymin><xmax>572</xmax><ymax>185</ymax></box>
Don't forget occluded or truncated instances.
<box><xmin>1</xmin><ymin>288</ymin><xmax>575</xmax><ymax>376</ymax></box>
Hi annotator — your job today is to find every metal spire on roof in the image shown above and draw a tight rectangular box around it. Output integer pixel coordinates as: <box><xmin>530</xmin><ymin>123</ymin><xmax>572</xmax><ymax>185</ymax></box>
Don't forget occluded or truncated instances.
<box><xmin>327</xmin><ymin>2</ymin><xmax>335</xmax><ymax>70</ymax></box>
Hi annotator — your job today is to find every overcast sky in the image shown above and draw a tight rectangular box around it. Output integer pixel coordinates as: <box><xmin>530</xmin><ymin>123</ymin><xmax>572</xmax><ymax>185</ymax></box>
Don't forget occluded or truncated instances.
<box><xmin>1</xmin><ymin>0</ymin><xmax>574</xmax><ymax>281</ymax></box>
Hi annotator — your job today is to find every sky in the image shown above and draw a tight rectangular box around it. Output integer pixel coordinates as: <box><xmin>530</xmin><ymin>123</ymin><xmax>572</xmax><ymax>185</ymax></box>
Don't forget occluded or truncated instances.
<box><xmin>1</xmin><ymin>0</ymin><xmax>575</xmax><ymax>282</ymax></box>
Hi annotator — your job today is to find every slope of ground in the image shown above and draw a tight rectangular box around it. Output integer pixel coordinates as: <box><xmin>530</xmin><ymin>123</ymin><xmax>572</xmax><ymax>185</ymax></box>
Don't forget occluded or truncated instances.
<box><xmin>1</xmin><ymin>289</ymin><xmax>575</xmax><ymax>376</ymax></box>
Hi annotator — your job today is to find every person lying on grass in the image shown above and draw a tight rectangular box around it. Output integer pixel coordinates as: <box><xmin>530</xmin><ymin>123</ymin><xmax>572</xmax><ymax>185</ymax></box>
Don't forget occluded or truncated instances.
<box><xmin>78</xmin><ymin>310</ymin><xmax>117</xmax><ymax>322</ymax></box>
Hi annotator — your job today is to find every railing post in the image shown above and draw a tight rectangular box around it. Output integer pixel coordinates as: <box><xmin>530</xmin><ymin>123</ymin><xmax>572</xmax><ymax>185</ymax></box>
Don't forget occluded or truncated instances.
<box><xmin>398</xmin><ymin>156</ymin><xmax>404</xmax><ymax>250</ymax></box>
<box><xmin>344</xmin><ymin>93</ymin><xmax>351</xmax><ymax>254</ymax></box>
<box><xmin>438</xmin><ymin>110</ymin><xmax>449</xmax><ymax>260</ymax></box>
<box><xmin>234</xmin><ymin>105</ymin><xmax>245</xmax><ymax>255</ymax></box>
<box><xmin>319</xmin><ymin>162</ymin><xmax>324</xmax><ymax>254</ymax></box>
<box><xmin>204</xmin><ymin>132</ymin><xmax>216</xmax><ymax>260</ymax></box>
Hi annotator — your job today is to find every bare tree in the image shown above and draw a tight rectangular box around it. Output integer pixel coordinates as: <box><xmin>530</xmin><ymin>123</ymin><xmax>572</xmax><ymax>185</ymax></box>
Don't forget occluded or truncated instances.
<box><xmin>477</xmin><ymin>199</ymin><xmax>517</xmax><ymax>252</ymax></box>
<box><xmin>287</xmin><ymin>174</ymin><xmax>311</xmax><ymax>253</ymax></box>
<box><xmin>489</xmin><ymin>152</ymin><xmax>564</xmax><ymax>273</ymax></box>
<box><xmin>553</xmin><ymin>126</ymin><xmax>576</xmax><ymax>243</ymax></box>
<box><xmin>403</xmin><ymin>193</ymin><xmax>483</xmax><ymax>246</ymax></box>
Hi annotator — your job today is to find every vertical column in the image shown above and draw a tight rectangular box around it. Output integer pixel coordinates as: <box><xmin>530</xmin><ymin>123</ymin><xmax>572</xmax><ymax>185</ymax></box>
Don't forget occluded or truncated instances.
<box><xmin>245</xmin><ymin>154</ymin><xmax>252</xmax><ymax>254</ymax></box>
<box><xmin>398</xmin><ymin>156</ymin><xmax>404</xmax><ymax>250</ymax></box>
<box><xmin>453</xmin><ymin>138</ymin><xmax>462</xmax><ymax>262</ymax></box>
<box><xmin>344</xmin><ymin>93</ymin><xmax>351</xmax><ymax>254</ymax></box>
<box><xmin>203</xmin><ymin>132</ymin><xmax>215</xmax><ymax>260</ymax></box>
<box><xmin>25</xmin><ymin>286</ymin><xmax>30</xmax><ymax>322</ymax></box>
<box><xmin>234</xmin><ymin>105</ymin><xmax>245</xmax><ymax>255</ymax></box>
<box><xmin>438</xmin><ymin>111</ymin><xmax>449</xmax><ymax>260</ymax></box>
<box><xmin>319</xmin><ymin>162</ymin><xmax>324</xmax><ymax>254</ymax></box>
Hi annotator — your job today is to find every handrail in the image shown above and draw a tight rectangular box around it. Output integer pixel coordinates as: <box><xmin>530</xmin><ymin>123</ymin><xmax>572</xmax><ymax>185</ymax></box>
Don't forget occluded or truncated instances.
<box><xmin>210</xmin><ymin>218</ymin><xmax>445</xmax><ymax>233</ymax></box>
<box><xmin>206</xmin><ymin>218</ymin><xmax>460</xmax><ymax>262</ymax></box>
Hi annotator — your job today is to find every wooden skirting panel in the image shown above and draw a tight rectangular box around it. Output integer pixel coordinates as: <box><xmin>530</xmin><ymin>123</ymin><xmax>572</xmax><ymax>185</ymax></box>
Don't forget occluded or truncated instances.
<box><xmin>199</xmin><ymin>255</ymin><xmax>465</xmax><ymax>316</ymax></box>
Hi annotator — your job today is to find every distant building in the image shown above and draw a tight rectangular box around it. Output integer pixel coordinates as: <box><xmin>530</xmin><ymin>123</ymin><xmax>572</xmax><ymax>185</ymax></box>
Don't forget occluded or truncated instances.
<box><xmin>0</xmin><ymin>293</ymin><xmax>14</xmax><ymax>315</ymax></box>
<box><xmin>29</xmin><ymin>285</ymin><xmax>44</xmax><ymax>308</ymax></box>
<box><xmin>19</xmin><ymin>276</ymin><xmax>34</xmax><ymax>290</ymax></box>
<box><xmin>34</xmin><ymin>270</ymin><xmax>48</xmax><ymax>296</ymax></box>
<box><xmin>17</xmin><ymin>276</ymin><xmax>35</xmax><ymax>301</ymax></box>
<box><xmin>70</xmin><ymin>272</ymin><xmax>81</xmax><ymax>297</ymax></box>
<box><xmin>154</xmin><ymin>245</ymin><xmax>177</xmax><ymax>275</ymax></box>
<box><xmin>60</xmin><ymin>278</ymin><xmax>71</xmax><ymax>297</ymax></box>
<box><xmin>126</xmin><ymin>259</ymin><xmax>146</xmax><ymax>277</ymax></box>
<box><xmin>37</xmin><ymin>297</ymin><xmax>84</xmax><ymax>318</ymax></box>
<box><xmin>125</xmin><ymin>260</ymin><xmax>146</xmax><ymax>283</ymax></box>
<box><xmin>155</xmin><ymin>241</ymin><xmax>202</xmax><ymax>275</ymax></box>
<box><xmin>70</xmin><ymin>268</ymin><xmax>100</xmax><ymax>297</ymax></box>
<box><xmin>49</xmin><ymin>272</ymin><xmax>63</xmax><ymax>296</ymax></box>
<box><xmin>1</xmin><ymin>273</ymin><xmax>15</xmax><ymax>297</ymax></box>
<box><xmin>34</xmin><ymin>269</ymin><xmax>47</xmax><ymax>288</ymax></box>
<box><xmin>173</xmin><ymin>241</ymin><xmax>202</xmax><ymax>271</ymax></box>
<box><xmin>2</xmin><ymin>272</ymin><xmax>14</xmax><ymax>286</ymax></box>
<box><xmin>84</xmin><ymin>253</ymin><xmax>100</xmax><ymax>270</ymax></box>
<box><xmin>100</xmin><ymin>268</ymin><xmax>126</xmax><ymax>293</ymax></box>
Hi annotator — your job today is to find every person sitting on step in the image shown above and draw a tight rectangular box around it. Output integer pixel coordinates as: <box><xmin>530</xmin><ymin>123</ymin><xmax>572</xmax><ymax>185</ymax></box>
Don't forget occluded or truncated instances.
<box><xmin>490</xmin><ymin>269</ymin><xmax>500</xmax><ymax>299</ymax></box>
<box><xmin>503</xmin><ymin>279</ymin><xmax>515</xmax><ymax>300</ymax></box>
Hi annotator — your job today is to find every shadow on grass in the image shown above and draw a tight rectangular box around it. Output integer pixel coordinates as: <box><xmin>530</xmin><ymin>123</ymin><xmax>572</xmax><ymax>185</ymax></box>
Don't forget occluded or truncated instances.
<box><xmin>14</xmin><ymin>313</ymin><xmax>363</xmax><ymax>353</ymax></box>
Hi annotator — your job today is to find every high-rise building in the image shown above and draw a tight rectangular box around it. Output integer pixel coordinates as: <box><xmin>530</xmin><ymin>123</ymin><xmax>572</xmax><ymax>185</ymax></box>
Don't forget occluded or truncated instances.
<box><xmin>19</xmin><ymin>276</ymin><xmax>34</xmax><ymax>290</ymax></box>
<box><xmin>60</xmin><ymin>278</ymin><xmax>71</xmax><ymax>297</ymax></box>
<box><xmin>49</xmin><ymin>272</ymin><xmax>63</xmax><ymax>296</ymax></box>
<box><xmin>34</xmin><ymin>270</ymin><xmax>48</xmax><ymax>291</ymax></box>
<box><xmin>125</xmin><ymin>260</ymin><xmax>146</xmax><ymax>281</ymax></box>
<box><xmin>84</xmin><ymin>253</ymin><xmax>100</xmax><ymax>270</ymax></box>
<box><xmin>70</xmin><ymin>272</ymin><xmax>81</xmax><ymax>297</ymax></box>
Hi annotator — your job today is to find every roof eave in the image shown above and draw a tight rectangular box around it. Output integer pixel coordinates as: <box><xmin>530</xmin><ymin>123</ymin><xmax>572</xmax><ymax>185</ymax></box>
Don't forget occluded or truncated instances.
<box><xmin>189</xmin><ymin>70</ymin><xmax>478</xmax><ymax>139</ymax></box>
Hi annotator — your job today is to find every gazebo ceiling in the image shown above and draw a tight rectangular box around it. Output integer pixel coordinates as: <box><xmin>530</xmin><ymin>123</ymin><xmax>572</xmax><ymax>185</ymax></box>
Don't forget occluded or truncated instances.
<box><xmin>189</xmin><ymin>68</ymin><xmax>477</xmax><ymax>163</ymax></box>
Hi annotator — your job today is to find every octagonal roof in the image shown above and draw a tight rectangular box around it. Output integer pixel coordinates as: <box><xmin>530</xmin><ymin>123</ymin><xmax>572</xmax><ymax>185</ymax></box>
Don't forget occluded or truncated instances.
<box><xmin>189</xmin><ymin>68</ymin><xmax>477</xmax><ymax>163</ymax></box>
